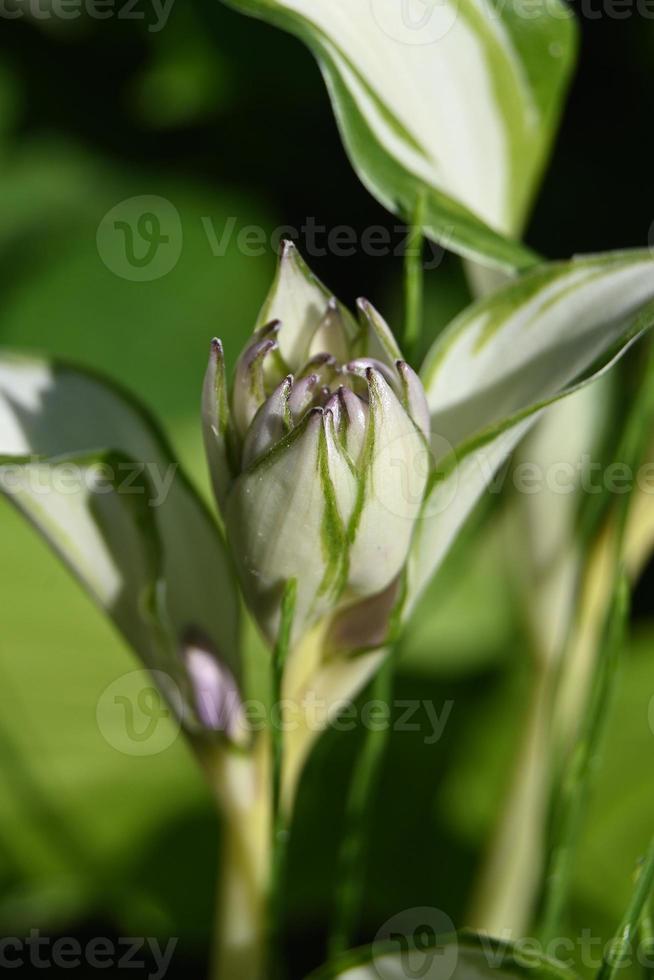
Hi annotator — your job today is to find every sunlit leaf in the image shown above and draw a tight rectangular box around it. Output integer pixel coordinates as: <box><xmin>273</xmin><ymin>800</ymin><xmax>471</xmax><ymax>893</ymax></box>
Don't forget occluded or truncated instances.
<box><xmin>0</xmin><ymin>354</ymin><xmax>241</xmax><ymax>710</ymax></box>
<box><xmin>410</xmin><ymin>250</ymin><xmax>654</xmax><ymax>606</ymax></box>
<box><xmin>221</xmin><ymin>0</ymin><xmax>577</xmax><ymax>269</ymax></box>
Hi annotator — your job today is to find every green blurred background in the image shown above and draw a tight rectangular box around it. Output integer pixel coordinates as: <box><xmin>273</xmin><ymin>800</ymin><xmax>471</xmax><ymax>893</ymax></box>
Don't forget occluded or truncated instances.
<box><xmin>1</xmin><ymin>6</ymin><xmax>654</xmax><ymax>977</ymax></box>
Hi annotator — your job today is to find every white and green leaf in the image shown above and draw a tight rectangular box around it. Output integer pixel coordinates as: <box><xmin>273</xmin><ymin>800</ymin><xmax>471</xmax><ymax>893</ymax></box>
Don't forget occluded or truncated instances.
<box><xmin>0</xmin><ymin>354</ymin><xmax>241</xmax><ymax>718</ymax></box>
<box><xmin>409</xmin><ymin>250</ymin><xmax>654</xmax><ymax>606</ymax></box>
<box><xmin>220</xmin><ymin>0</ymin><xmax>577</xmax><ymax>269</ymax></box>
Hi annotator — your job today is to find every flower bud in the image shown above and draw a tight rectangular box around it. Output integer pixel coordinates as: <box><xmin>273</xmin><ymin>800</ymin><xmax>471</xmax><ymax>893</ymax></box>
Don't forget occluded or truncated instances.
<box><xmin>182</xmin><ymin>634</ymin><xmax>246</xmax><ymax>744</ymax></box>
<box><xmin>203</xmin><ymin>242</ymin><xmax>430</xmax><ymax>644</ymax></box>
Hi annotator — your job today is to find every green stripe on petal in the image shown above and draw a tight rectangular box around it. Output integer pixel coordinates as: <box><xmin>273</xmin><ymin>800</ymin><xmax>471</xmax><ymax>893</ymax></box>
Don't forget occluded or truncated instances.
<box><xmin>227</xmin><ymin>408</ymin><xmax>346</xmax><ymax>644</ymax></box>
<box><xmin>347</xmin><ymin>367</ymin><xmax>429</xmax><ymax>597</ymax></box>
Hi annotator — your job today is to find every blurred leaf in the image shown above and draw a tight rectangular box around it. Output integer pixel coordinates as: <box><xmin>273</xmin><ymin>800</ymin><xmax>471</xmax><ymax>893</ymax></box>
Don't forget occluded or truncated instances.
<box><xmin>132</xmin><ymin>7</ymin><xmax>233</xmax><ymax>128</ymax></box>
<box><xmin>571</xmin><ymin>627</ymin><xmax>654</xmax><ymax>926</ymax></box>
<box><xmin>400</xmin><ymin>514</ymin><xmax>516</xmax><ymax>677</ymax></box>
<box><xmin>439</xmin><ymin>623</ymin><xmax>654</xmax><ymax>952</ymax></box>
<box><xmin>0</xmin><ymin>485</ymin><xmax>212</xmax><ymax>937</ymax></box>
<box><xmin>0</xmin><ymin>139</ymin><xmax>275</xmax><ymax>421</ymax></box>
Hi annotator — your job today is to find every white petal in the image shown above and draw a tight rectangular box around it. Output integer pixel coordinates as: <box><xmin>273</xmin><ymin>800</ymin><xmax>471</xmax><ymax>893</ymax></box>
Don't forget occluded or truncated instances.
<box><xmin>308</xmin><ymin>297</ymin><xmax>350</xmax><ymax>363</ymax></box>
<box><xmin>257</xmin><ymin>241</ymin><xmax>352</xmax><ymax>369</ymax></box>
<box><xmin>347</xmin><ymin>368</ymin><xmax>429</xmax><ymax>597</ymax></box>
<box><xmin>339</xmin><ymin>387</ymin><xmax>369</xmax><ymax>465</ymax></box>
<box><xmin>396</xmin><ymin>359</ymin><xmax>430</xmax><ymax>441</ymax></box>
<box><xmin>226</xmin><ymin>409</ymin><xmax>350</xmax><ymax>645</ymax></box>
<box><xmin>357</xmin><ymin>298</ymin><xmax>402</xmax><ymax>366</ymax></box>
<box><xmin>288</xmin><ymin>373</ymin><xmax>319</xmax><ymax>422</ymax></box>
<box><xmin>202</xmin><ymin>338</ymin><xmax>233</xmax><ymax>512</ymax></box>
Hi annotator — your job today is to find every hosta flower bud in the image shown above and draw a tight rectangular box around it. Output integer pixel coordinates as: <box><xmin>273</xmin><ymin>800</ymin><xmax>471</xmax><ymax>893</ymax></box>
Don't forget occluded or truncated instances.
<box><xmin>182</xmin><ymin>634</ymin><xmax>246</xmax><ymax>744</ymax></box>
<box><xmin>203</xmin><ymin>242</ymin><xmax>430</xmax><ymax>644</ymax></box>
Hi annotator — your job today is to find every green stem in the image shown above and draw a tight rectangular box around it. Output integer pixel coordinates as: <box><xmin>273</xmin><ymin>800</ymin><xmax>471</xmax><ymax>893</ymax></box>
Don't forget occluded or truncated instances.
<box><xmin>328</xmin><ymin>650</ymin><xmax>395</xmax><ymax>961</ymax></box>
<box><xmin>537</xmin><ymin>573</ymin><xmax>629</xmax><ymax>945</ymax></box>
<box><xmin>403</xmin><ymin>192</ymin><xmax>426</xmax><ymax>361</ymax></box>
<box><xmin>268</xmin><ymin>579</ymin><xmax>297</xmax><ymax>980</ymax></box>
<box><xmin>597</xmin><ymin>838</ymin><xmax>654</xmax><ymax>980</ymax></box>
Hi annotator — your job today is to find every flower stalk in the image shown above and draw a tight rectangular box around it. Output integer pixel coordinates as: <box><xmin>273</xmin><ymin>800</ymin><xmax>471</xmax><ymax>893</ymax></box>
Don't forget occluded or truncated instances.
<box><xmin>268</xmin><ymin>579</ymin><xmax>297</xmax><ymax>980</ymax></box>
<box><xmin>202</xmin><ymin>746</ymin><xmax>271</xmax><ymax>980</ymax></box>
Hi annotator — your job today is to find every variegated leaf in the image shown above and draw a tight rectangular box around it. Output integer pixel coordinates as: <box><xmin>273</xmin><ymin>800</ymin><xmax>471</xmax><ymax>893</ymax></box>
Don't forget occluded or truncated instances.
<box><xmin>221</xmin><ymin>0</ymin><xmax>577</xmax><ymax>269</ymax></box>
<box><xmin>410</xmin><ymin>250</ymin><xmax>654</xmax><ymax>607</ymax></box>
<box><xmin>0</xmin><ymin>354</ymin><xmax>241</xmax><ymax>723</ymax></box>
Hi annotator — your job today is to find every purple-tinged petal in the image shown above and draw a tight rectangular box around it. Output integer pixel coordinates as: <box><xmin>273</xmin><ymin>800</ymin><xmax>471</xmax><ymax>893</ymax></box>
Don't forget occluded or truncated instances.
<box><xmin>288</xmin><ymin>373</ymin><xmax>319</xmax><ymax>422</ymax></box>
<box><xmin>182</xmin><ymin>639</ymin><xmax>246</xmax><ymax>744</ymax></box>
<box><xmin>323</xmin><ymin>390</ymin><xmax>342</xmax><ymax>430</ymax></box>
<box><xmin>346</xmin><ymin>356</ymin><xmax>399</xmax><ymax>393</ymax></box>
<box><xmin>297</xmin><ymin>351</ymin><xmax>340</xmax><ymax>388</ymax></box>
<box><xmin>241</xmin><ymin>375</ymin><xmax>292</xmax><ymax>468</ymax></box>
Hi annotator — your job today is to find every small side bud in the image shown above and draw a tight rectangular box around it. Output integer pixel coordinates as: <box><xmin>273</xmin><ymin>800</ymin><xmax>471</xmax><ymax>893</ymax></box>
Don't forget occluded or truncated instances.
<box><xmin>182</xmin><ymin>636</ymin><xmax>246</xmax><ymax>745</ymax></box>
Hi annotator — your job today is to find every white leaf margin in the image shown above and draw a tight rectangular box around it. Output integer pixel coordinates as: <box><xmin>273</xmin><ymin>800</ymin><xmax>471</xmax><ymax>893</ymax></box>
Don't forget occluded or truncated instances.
<box><xmin>219</xmin><ymin>0</ymin><xmax>577</xmax><ymax>270</ymax></box>
<box><xmin>408</xmin><ymin>250</ymin><xmax>654</xmax><ymax>611</ymax></box>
